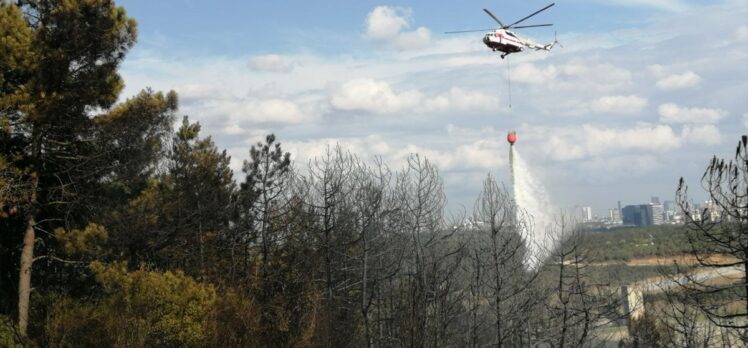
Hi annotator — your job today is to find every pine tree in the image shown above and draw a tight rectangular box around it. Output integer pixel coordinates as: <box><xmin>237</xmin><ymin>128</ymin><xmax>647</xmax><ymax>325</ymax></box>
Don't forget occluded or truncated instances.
<box><xmin>0</xmin><ymin>0</ymin><xmax>162</xmax><ymax>335</ymax></box>
<box><xmin>109</xmin><ymin>117</ymin><xmax>235</xmax><ymax>278</ymax></box>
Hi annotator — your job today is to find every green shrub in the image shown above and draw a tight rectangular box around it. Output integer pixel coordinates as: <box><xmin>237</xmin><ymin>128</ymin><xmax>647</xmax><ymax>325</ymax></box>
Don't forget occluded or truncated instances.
<box><xmin>0</xmin><ymin>315</ymin><xmax>23</xmax><ymax>348</ymax></box>
<box><xmin>46</xmin><ymin>262</ymin><xmax>216</xmax><ymax>347</ymax></box>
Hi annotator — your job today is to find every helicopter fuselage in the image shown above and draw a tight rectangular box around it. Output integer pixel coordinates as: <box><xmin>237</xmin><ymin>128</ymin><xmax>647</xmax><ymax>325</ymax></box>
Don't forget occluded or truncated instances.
<box><xmin>483</xmin><ymin>30</ymin><xmax>524</xmax><ymax>54</ymax></box>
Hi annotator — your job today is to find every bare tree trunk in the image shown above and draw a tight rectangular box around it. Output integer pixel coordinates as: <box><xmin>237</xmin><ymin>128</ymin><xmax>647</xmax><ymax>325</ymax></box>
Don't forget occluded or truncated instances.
<box><xmin>472</xmin><ymin>174</ymin><xmax>534</xmax><ymax>347</ymax></box>
<box><xmin>558</xmin><ymin>257</ymin><xmax>568</xmax><ymax>348</ymax></box>
<box><xmin>362</xmin><ymin>242</ymin><xmax>371</xmax><ymax>348</ymax></box>
<box><xmin>18</xmin><ymin>215</ymin><xmax>35</xmax><ymax>336</ymax></box>
<box><xmin>493</xmin><ymin>236</ymin><xmax>503</xmax><ymax>348</ymax></box>
<box><xmin>324</xmin><ymin>198</ymin><xmax>333</xmax><ymax>348</ymax></box>
<box><xmin>744</xmin><ymin>257</ymin><xmax>748</xmax><ymax>327</ymax></box>
<box><xmin>17</xmin><ymin>128</ymin><xmax>41</xmax><ymax>337</ymax></box>
<box><xmin>18</xmin><ymin>172</ymin><xmax>38</xmax><ymax>336</ymax></box>
<box><xmin>469</xmin><ymin>250</ymin><xmax>481</xmax><ymax>348</ymax></box>
<box><xmin>574</xmin><ymin>254</ymin><xmax>591</xmax><ymax>347</ymax></box>
<box><xmin>197</xmin><ymin>199</ymin><xmax>205</xmax><ymax>277</ymax></box>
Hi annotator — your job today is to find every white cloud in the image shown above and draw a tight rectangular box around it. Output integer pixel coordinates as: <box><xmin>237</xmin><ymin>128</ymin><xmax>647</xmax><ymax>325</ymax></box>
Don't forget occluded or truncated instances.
<box><xmin>647</xmin><ymin>64</ymin><xmax>666</xmax><ymax>77</ymax></box>
<box><xmin>364</xmin><ymin>6</ymin><xmax>408</xmax><ymax>40</ymax></box>
<box><xmin>452</xmin><ymin>140</ymin><xmax>505</xmax><ymax>170</ymax></box>
<box><xmin>544</xmin><ymin>123</ymin><xmax>726</xmax><ymax>162</ymax></box>
<box><xmin>547</xmin><ymin>135</ymin><xmax>586</xmax><ymax>161</ymax></box>
<box><xmin>285</xmin><ymin>136</ymin><xmax>506</xmax><ymax>173</ymax></box>
<box><xmin>742</xmin><ymin>113</ymin><xmax>748</xmax><ymax>129</ymax></box>
<box><xmin>176</xmin><ymin>83</ymin><xmax>226</xmax><ymax>103</ymax></box>
<box><xmin>393</xmin><ymin>27</ymin><xmax>432</xmax><ymax>49</ymax></box>
<box><xmin>210</xmin><ymin>98</ymin><xmax>308</xmax><ymax>125</ymax></box>
<box><xmin>658</xmin><ymin>103</ymin><xmax>727</xmax><ymax>124</ymax></box>
<box><xmin>545</xmin><ymin>124</ymin><xmax>690</xmax><ymax>161</ymax></box>
<box><xmin>512</xmin><ymin>63</ymin><xmax>558</xmax><ymax>84</ymax></box>
<box><xmin>589</xmin><ymin>95</ymin><xmax>648</xmax><ymax>114</ymax></box>
<box><xmin>445</xmin><ymin>124</ymin><xmax>499</xmax><ymax>138</ymax></box>
<box><xmin>580</xmin><ymin>155</ymin><xmax>660</xmax><ymax>176</ymax></box>
<box><xmin>222</xmin><ymin>124</ymin><xmax>247</xmax><ymax>135</ymax></box>
<box><xmin>548</xmin><ymin>94</ymin><xmax>647</xmax><ymax>117</ymax></box>
<box><xmin>558</xmin><ymin>63</ymin><xmax>633</xmax><ymax>91</ymax></box>
<box><xmin>364</xmin><ymin>6</ymin><xmax>431</xmax><ymax>50</ymax></box>
<box><xmin>248</xmin><ymin>54</ymin><xmax>295</xmax><ymax>73</ymax></box>
<box><xmin>656</xmin><ymin>71</ymin><xmax>702</xmax><ymax>90</ymax></box>
<box><xmin>250</xmin><ymin>99</ymin><xmax>305</xmax><ymax>123</ymax></box>
<box><xmin>607</xmin><ymin>0</ymin><xmax>691</xmax><ymax>12</ymax></box>
<box><xmin>423</xmin><ymin>87</ymin><xmax>499</xmax><ymax>113</ymax></box>
<box><xmin>512</xmin><ymin>62</ymin><xmax>633</xmax><ymax>92</ymax></box>
<box><xmin>330</xmin><ymin>79</ymin><xmax>498</xmax><ymax>114</ymax></box>
<box><xmin>735</xmin><ymin>25</ymin><xmax>748</xmax><ymax>40</ymax></box>
<box><xmin>681</xmin><ymin>124</ymin><xmax>722</xmax><ymax>145</ymax></box>
<box><xmin>582</xmin><ymin>124</ymin><xmax>681</xmax><ymax>154</ymax></box>
<box><xmin>330</xmin><ymin>78</ymin><xmax>422</xmax><ymax>113</ymax></box>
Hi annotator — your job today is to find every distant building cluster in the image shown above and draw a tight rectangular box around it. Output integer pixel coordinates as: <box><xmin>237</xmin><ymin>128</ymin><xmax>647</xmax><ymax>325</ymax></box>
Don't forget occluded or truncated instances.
<box><xmin>576</xmin><ymin>196</ymin><xmax>725</xmax><ymax>228</ymax></box>
<box><xmin>621</xmin><ymin>204</ymin><xmax>663</xmax><ymax>226</ymax></box>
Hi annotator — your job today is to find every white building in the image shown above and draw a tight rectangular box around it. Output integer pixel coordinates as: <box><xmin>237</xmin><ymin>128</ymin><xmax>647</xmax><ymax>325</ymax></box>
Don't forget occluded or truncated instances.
<box><xmin>582</xmin><ymin>206</ymin><xmax>592</xmax><ymax>222</ymax></box>
<box><xmin>609</xmin><ymin>208</ymin><xmax>621</xmax><ymax>223</ymax></box>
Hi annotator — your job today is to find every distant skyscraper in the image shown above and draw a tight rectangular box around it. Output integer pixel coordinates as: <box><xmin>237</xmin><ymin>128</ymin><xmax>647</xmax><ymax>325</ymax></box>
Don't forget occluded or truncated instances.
<box><xmin>641</xmin><ymin>205</ymin><xmax>653</xmax><ymax>225</ymax></box>
<box><xmin>574</xmin><ymin>206</ymin><xmax>593</xmax><ymax>222</ymax></box>
<box><xmin>622</xmin><ymin>205</ymin><xmax>645</xmax><ymax>226</ymax></box>
<box><xmin>649</xmin><ymin>203</ymin><xmax>663</xmax><ymax>225</ymax></box>
<box><xmin>663</xmin><ymin>200</ymin><xmax>675</xmax><ymax>212</ymax></box>
<box><xmin>579</xmin><ymin>206</ymin><xmax>590</xmax><ymax>221</ymax></box>
<box><xmin>651</xmin><ymin>196</ymin><xmax>660</xmax><ymax>204</ymax></box>
<box><xmin>691</xmin><ymin>209</ymin><xmax>702</xmax><ymax>222</ymax></box>
<box><xmin>622</xmin><ymin>204</ymin><xmax>662</xmax><ymax>226</ymax></box>
<box><xmin>609</xmin><ymin>208</ymin><xmax>621</xmax><ymax>222</ymax></box>
<box><xmin>704</xmin><ymin>200</ymin><xmax>721</xmax><ymax>222</ymax></box>
<box><xmin>663</xmin><ymin>200</ymin><xmax>675</xmax><ymax>222</ymax></box>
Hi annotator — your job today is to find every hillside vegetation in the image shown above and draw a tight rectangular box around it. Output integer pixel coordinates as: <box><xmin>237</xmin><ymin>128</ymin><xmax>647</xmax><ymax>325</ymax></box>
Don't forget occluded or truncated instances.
<box><xmin>581</xmin><ymin>225</ymin><xmax>692</xmax><ymax>261</ymax></box>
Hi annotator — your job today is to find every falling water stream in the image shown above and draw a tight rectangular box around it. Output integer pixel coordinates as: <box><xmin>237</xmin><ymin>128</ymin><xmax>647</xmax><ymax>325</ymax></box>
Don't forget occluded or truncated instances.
<box><xmin>510</xmin><ymin>145</ymin><xmax>555</xmax><ymax>268</ymax></box>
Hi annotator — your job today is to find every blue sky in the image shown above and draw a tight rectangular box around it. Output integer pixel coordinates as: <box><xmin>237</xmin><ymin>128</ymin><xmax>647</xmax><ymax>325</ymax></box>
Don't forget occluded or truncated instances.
<box><xmin>117</xmin><ymin>0</ymin><xmax>748</xmax><ymax>216</ymax></box>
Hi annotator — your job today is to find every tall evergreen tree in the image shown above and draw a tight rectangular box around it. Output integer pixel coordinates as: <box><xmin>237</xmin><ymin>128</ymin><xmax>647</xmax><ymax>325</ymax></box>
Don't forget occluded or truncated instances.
<box><xmin>0</xmin><ymin>0</ymin><xmax>173</xmax><ymax>335</ymax></box>
<box><xmin>0</xmin><ymin>0</ymin><xmax>137</xmax><ymax>334</ymax></box>
<box><xmin>108</xmin><ymin>117</ymin><xmax>235</xmax><ymax>278</ymax></box>
<box><xmin>167</xmin><ymin>117</ymin><xmax>235</xmax><ymax>277</ymax></box>
<box><xmin>238</xmin><ymin>134</ymin><xmax>291</xmax><ymax>275</ymax></box>
<box><xmin>237</xmin><ymin>134</ymin><xmax>293</xmax><ymax>344</ymax></box>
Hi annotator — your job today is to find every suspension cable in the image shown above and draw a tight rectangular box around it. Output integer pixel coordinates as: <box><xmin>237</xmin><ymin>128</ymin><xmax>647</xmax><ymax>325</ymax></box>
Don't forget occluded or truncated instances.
<box><xmin>506</xmin><ymin>56</ymin><xmax>512</xmax><ymax>109</ymax></box>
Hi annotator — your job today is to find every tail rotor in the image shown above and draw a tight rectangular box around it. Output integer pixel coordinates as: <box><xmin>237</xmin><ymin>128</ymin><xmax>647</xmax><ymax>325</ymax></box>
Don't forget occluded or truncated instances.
<box><xmin>545</xmin><ymin>31</ymin><xmax>562</xmax><ymax>50</ymax></box>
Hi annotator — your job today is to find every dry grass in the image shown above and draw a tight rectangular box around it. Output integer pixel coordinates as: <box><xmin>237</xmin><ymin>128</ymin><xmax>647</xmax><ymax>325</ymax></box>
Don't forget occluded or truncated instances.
<box><xmin>625</xmin><ymin>254</ymin><xmax>741</xmax><ymax>267</ymax></box>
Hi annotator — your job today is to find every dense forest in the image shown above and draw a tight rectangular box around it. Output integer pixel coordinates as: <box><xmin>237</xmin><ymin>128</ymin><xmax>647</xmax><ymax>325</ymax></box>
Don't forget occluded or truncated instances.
<box><xmin>1</xmin><ymin>1</ymin><xmax>746</xmax><ymax>347</ymax></box>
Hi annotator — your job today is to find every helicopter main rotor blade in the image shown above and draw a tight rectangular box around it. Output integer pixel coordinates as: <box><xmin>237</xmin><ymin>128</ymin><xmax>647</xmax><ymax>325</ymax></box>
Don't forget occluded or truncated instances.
<box><xmin>445</xmin><ymin>28</ymin><xmax>499</xmax><ymax>34</ymax></box>
<box><xmin>483</xmin><ymin>9</ymin><xmax>506</xmax><ymax>28</ymax></box>
<box><xmin>511</xmin><ymin>24</ymin><xmax>553</xmax><ymax>29</ymax></box>
<box><xmin>505</xmin><ymin>3</ymin><xmax>555</xmax><ymax>29</ymax></box>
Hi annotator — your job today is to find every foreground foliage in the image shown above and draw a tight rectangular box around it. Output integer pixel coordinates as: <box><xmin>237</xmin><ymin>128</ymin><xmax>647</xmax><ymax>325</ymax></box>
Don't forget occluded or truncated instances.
<box><xmin>46</xmin><ymin>262</ymin><xmax>216</xmax><ymax>347</ymax></box>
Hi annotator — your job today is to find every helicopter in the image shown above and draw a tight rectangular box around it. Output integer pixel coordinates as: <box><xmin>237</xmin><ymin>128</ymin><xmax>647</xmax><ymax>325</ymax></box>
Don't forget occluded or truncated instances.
<box><xmin>446</xmin><ymin>3</ymin><xmax>558</xmax><ymax>59</ymax></box>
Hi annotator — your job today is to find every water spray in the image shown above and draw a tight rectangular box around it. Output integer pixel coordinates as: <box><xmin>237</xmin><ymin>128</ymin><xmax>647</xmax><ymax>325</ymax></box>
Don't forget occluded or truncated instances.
<box><xmin>508</xmin><ymin>132</ymin><xmax>554</xmax><ymax>268</ymax></box>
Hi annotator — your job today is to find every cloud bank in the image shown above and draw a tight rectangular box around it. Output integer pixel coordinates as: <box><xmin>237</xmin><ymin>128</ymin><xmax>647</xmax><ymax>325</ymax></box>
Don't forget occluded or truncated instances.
<box><xmin>120</xmin><ymin>1</ymin><xmax>748</xmax><ymax>213</ymax></box>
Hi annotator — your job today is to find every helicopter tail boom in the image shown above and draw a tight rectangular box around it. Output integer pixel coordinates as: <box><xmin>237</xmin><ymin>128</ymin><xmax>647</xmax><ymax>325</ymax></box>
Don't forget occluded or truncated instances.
<box><xmin>532</xmin><ymin>31</ymin><xmax>561</xmax><ymax>51</ymax></box>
